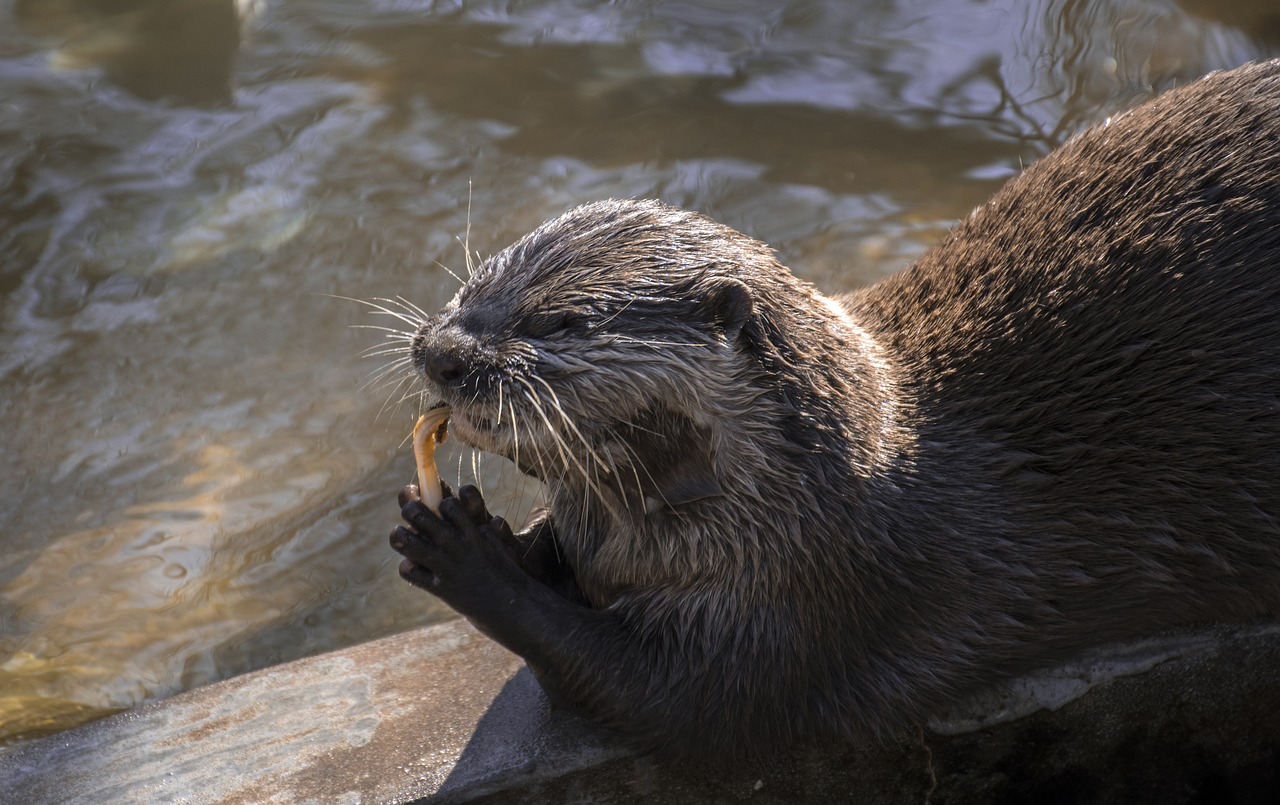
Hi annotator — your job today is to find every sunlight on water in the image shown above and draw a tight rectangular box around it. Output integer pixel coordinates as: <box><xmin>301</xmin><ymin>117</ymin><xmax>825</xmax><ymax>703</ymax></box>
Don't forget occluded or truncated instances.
<box><xmin>0</xmin><ymin>0</ymin><xmax>1276</xmax><ymax>747</ymax></box>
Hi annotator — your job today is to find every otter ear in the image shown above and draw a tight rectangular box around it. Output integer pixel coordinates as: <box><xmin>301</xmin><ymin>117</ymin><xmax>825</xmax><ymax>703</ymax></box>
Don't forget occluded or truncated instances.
<box><xmin>694</xmin><ymin>279</ymin><xmax>753</xmax><ymax>342</ymax></box>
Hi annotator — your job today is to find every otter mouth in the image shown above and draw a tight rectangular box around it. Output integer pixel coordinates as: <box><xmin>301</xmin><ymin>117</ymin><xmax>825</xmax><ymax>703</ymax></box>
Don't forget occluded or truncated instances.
<box><xmin>411</xmin><ymin>400</ymin><xmax>538</xmax><ymax>485</ymax></box>
<box><xmin>442</xmin><ymin>405</ymin><xmax>497</xmax><ymax>448</ymax></box>
<box><xmin>429</xmin><ymin>399</ymin><xmax>547</xmax><ymax>478</ymax></box>
<box><xmin>455</xmin><ymin>409</ymin><xmax>496</xmax><ymax>435</ymax></box>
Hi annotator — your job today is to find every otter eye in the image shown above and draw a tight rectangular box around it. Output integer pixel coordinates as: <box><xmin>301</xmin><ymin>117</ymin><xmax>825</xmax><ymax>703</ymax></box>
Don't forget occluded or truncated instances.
<box><xmin>522</xmin><ymin>310</ymin><xmax>589</xmax><ymax>339</ymax></box>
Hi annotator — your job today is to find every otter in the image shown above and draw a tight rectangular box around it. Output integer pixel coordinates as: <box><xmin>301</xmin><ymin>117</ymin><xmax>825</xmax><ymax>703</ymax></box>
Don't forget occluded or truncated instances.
<box><xmin>388</xmin><ymin>61</ymin><xmax>1280</xmax><ymax>758</ymax></box>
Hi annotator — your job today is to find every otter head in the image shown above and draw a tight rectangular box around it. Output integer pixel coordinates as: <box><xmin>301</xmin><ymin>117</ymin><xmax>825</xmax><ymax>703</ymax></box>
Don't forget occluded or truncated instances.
<box><xmin>408</xmin><ymin>198</ymin><xmax>817</xmax><ymax>514</ymax></box>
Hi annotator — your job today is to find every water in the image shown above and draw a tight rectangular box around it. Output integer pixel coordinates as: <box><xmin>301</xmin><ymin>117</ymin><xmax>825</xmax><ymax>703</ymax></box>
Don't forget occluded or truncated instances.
<box><xmin>0</xmin><ymin>0</ymin><xmax>1274</xmax><ymax>747</ymax></box>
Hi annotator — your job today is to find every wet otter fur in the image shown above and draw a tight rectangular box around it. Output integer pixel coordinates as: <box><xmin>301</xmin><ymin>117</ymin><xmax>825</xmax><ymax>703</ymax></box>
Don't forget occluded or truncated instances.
<box><xmin>389</xmin><ymin>61</ymin><xmax>1280</xmax><ymax>758</ymax></box>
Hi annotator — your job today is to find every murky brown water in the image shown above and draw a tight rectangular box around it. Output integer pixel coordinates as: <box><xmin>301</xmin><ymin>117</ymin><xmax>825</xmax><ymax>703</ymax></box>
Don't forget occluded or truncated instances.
<box><xmin>1</xmin><ymin>0</ymin><xmax>1276</xmax><ymax>748</ymax></box>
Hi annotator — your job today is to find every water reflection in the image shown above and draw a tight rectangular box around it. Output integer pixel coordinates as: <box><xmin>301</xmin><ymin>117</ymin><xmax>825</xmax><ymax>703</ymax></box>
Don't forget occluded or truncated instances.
<box><xmin>0</xmin><ymin>0</ymin><xmax>1275</xmax><ymax>747</ymax></box>
<box><xmin>14</xmin><ymin>0</ymin><xmax>249</xmax><ymax>106</ymax></box>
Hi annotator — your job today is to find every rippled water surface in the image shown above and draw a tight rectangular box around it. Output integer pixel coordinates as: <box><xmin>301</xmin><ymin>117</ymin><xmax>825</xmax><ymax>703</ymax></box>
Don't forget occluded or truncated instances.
<box><xmin>1</xmin><ymin>0</ymin><xmax>1276</xmax><ymax>746</ymax></box>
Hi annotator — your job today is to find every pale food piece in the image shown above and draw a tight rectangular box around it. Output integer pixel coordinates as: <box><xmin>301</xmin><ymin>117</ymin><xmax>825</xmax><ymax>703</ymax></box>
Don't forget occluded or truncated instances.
<box><xmin>412</xmin><ymin>406</ymin><xmax>451</xmax><ymax>513</ymax></box>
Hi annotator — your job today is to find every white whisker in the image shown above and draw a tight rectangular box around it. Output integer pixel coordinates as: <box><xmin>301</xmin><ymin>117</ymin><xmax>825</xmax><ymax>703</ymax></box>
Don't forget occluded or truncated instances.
<box><xmin>465</xmin><ymin>180</ymin><xmax>475</xmax><ymax>278</ymax></box>
<box><xmin>349</xmin><ymin>324</ymin><xmax>415</xmax><ymax>337</ymax></box>
<box><xmin>529</xmin><ymin>374</ymin><xmax>609</xmax><ymax>472</ymax></box>
<box><xmin>597</xmin><ymin>296</ymin><xmax>638</xmax><ymax>328</ymax></box>
<box><xmin>433</xmin><ymin>259</ymin><xmax>466</xmax><ymax>287</ymax></box>
<box><xmin>514</xmin><ymin>376</ymin><xmax>611</xmax><ymax>509</ymax></box>
<box><xmin>613</xmin><ymin>336</ymin><xmax>702</xmax><ymax>349</ymax></box>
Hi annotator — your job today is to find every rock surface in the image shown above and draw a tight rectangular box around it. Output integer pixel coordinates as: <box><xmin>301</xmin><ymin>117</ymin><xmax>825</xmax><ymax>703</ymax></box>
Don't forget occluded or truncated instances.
<box><xmin>2</xmin><ymin>619</ymin><xmax>1278</xmax><ymax>804</ymax></box>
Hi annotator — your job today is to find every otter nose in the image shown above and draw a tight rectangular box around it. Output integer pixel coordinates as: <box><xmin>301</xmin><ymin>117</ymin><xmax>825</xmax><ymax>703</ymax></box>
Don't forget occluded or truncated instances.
<box><xmin>419</xmin><ymin>345</ymin><xmax>468</xmax><ymax>386</ymax></box>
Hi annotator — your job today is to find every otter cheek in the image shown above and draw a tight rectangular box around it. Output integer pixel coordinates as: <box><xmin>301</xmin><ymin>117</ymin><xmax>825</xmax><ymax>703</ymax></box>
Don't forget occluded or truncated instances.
<box><xmin>412</xmin><ymin>406</ymin><xmax>451</xmax><ymax>513</ymax></box>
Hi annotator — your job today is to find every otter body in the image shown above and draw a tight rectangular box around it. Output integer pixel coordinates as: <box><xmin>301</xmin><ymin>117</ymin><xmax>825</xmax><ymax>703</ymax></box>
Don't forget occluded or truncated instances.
<box><xmin>390</xmin><ymin>61</ymin><xmax>1280</xmax><ymax>757</ymax></box>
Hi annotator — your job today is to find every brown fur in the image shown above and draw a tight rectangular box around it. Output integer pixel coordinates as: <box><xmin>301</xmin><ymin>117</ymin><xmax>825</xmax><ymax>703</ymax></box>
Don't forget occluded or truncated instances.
<box><xmin>391</xmin><ymin>60</ymin><xmax>1280</xmax><ymax>758</ymax></box>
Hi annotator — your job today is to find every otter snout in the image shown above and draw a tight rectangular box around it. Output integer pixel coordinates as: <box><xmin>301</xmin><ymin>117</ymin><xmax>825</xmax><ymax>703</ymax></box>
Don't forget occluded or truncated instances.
<box><xmin>416</xmin><ymin>341</ymin><xmax>467</xmax><ymax>385</ymax></box>
<box><xmin>411</xmin><ymin>323</ymin><xmax>486</xmax><ymax>395</ymax></box>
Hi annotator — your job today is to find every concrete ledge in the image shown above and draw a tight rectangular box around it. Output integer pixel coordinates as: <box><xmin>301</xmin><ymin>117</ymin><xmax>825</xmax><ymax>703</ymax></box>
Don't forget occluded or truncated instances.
<box><xmin>3</xmin><ymin>619</ymin><xmax>1279</xmax><ymax>803</ymax></box>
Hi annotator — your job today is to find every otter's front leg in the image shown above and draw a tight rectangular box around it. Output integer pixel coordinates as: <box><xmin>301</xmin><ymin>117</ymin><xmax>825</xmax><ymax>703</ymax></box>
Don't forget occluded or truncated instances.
<box><xmin>393</xmin><ymin>488</ymin><xmax>649</xmax><ymax>725</ymax></box>
<box><xmin>389</xmin><ymin>485</ymin><xmax>584</xmax><ymax>639</ymax></box>
<box><xmin>390</xmin><ymin>486</ymin><xmax>770</xmax><ymax>757</ymax></box>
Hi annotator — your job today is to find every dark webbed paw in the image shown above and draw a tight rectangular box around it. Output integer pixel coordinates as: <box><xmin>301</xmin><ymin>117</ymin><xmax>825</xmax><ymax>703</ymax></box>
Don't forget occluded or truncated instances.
<box><xmin>390</xmin><ymin>484</ymin><xmax>527</xmax><ymax>612</ymax></box>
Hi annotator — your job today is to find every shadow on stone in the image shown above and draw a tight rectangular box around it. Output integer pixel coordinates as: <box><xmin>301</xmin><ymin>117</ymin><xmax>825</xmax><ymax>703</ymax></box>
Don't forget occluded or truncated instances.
<box><xmin>432</xmin><ymin>666</ymin><xmax>625</xmax><ymax>802</ymax></box>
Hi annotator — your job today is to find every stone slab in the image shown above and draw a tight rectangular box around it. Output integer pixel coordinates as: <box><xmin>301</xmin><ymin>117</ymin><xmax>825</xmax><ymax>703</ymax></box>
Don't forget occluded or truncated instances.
<box><xmin>2</xmin><ymin>619</ymin><xmax>1279</xmax><ymax>804</ymax></box>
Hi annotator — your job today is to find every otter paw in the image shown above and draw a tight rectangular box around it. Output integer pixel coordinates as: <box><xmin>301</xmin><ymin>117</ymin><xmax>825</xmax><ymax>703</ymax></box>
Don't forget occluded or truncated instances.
<box><xmin>390</xmin><ymin>485</ymin><xmax>525</xmax><ymax>610</ymax></box>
